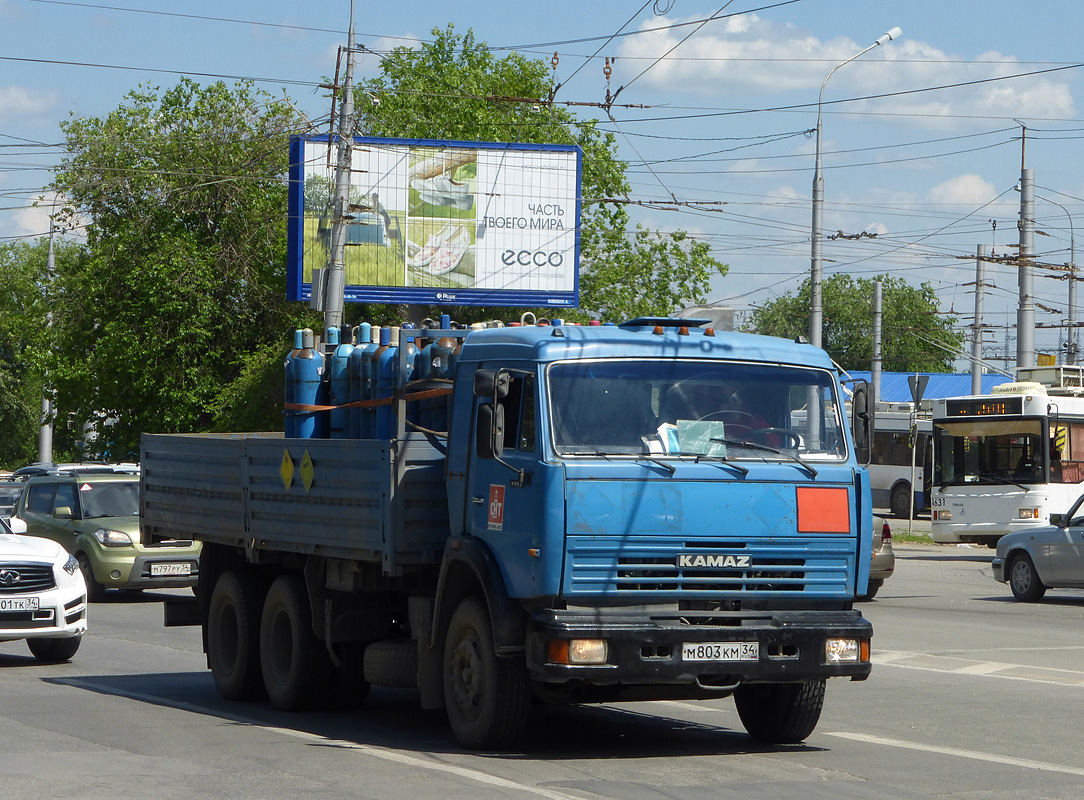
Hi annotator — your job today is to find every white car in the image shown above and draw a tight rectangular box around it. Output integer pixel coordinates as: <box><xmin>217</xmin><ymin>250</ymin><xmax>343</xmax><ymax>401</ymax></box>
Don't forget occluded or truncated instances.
<box><xmin>0</xmin><ymin>516</ymin><xmax>87</xmax><ymax>661</ymax></box>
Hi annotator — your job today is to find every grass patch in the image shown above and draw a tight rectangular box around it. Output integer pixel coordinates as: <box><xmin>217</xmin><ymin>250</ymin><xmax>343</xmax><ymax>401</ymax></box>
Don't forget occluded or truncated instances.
<box><xmin>893</xmin><ymin>530</ymin><xmax>934</xmax><ymax>544</ymax></box>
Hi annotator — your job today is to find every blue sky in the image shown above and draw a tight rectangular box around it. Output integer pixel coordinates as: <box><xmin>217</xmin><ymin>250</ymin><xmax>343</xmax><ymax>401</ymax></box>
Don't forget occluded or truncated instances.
<box><xmin>3</xmin><ymin>0</ymin><xmax>1084</xmax><ymax>367</ymax></box>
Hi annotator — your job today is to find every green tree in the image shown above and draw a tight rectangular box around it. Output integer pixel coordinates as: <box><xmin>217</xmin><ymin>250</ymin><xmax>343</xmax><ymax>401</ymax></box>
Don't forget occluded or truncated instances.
<box><xmin>0</xmin><ymin>239</ymin><xmax>89</xmax><ymax>467</ymax></box>
<box><xmin>355</xmin><ymin>25</ymin><xmax>727</xmax><ymax>323</ymax></box>
<box><xmin>49</xmin><ymin>79</ymin><xmax>313</xmax><ymax>457</ymax></box>
<box><xmin>748</xmin><ymin>274</ymin><xmax>963</xmax><ymax>373</ymax></box>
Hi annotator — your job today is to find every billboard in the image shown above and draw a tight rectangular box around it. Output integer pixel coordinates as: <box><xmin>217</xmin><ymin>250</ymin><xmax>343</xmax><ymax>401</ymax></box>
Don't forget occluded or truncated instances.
<box><xmin>287</xmin><ymin>135</ymin><xmax>581</xmax><ymax>308</ymax></box>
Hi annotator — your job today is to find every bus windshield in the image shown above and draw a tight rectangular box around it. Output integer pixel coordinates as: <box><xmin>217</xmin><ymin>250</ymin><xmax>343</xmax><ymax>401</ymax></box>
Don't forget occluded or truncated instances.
<box><xmin>934</xmin><ymin>418</ymin><xmax>1047</xmax><ymax>486</ymax></box>
<box><xmin>546</xmin><ymin>359</ymin><xmax>846</xmax><ymax>460</ymax></box>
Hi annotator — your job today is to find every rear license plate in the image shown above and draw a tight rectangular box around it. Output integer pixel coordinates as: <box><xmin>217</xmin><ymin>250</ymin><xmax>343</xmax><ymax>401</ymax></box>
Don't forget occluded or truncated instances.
<box><xmin>0</xmin><ymin>597</ymin><xmax>40</xmax><ymax>611</ymax></box>
<box><xmin>682</xmin><ymin>642</ymin><xmax>758</xmax><ymax>662</ymax></box>
<box><xmin>150</xmin><ymin>563</ymin><xmax>191</xmax><ymax>577</ymax></box>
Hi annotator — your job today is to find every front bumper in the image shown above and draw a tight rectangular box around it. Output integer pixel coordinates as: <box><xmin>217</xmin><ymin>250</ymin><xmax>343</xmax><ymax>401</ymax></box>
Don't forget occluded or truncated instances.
<box><xmin>88</xmin><ymin>549</ymin><xmax>200</xmax><ymax>590</ymax></box>
<box><xmin>524</xmin><ymin>607</ymin><xmax>872</xmax><ymax>697</ymax></box>
<box><xmin>991</xmin><ymin>558</ymin><xmax>1006</xmax><ymax>583</ymax></box>
<box><xmin>0</xmin><ymin>585</ymin><xmax>87</xmax><ymax>643</ymax></box>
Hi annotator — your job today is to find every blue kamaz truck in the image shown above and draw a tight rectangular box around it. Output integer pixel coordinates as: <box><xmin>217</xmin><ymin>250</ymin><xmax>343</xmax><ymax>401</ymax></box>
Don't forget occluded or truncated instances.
<box><xmin>141</xmin><ymin>318</ymin><xmax>874</xmax><ymax>749</ymax></box>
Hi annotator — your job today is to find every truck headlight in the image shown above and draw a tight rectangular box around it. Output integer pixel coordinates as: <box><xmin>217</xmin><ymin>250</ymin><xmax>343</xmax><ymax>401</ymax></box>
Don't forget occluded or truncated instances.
<box><xmin>1018</xmin><ymin>508</ymin><xmax>1040</xmax><ymax>520</ymax></box>
<box><xmin>93</xmin><ymin>528</ymin><xmax>134</xmax><ymax>547</ymax></box>
<box><xmin>826</xmin><ymin>638</ymin><xmax>862</xmax><ymax>663</ymax></box>
<box><xmin>547</xmin><ymin>638</ymin><xmax>608</xmax><ymax>665</ymax></box>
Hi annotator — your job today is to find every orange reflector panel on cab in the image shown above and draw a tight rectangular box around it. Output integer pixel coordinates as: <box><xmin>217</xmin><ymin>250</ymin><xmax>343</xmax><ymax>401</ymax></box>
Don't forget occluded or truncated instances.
<box><xmin>796</xmin><ymin>486</ymin><xmax>851</xmax><ymax>533</ymax></box>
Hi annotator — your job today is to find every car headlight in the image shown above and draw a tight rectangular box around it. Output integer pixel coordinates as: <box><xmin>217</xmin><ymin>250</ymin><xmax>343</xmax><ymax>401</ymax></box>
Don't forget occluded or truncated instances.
<box><xmin>62</xmin><ymin>553</ymin><xmax>79</xmax><ymax>575</ymax></box>
<box><xmin>93</xmin><ymin>528</ymin><xmax>134</xmax><ymax>547</ymax></box>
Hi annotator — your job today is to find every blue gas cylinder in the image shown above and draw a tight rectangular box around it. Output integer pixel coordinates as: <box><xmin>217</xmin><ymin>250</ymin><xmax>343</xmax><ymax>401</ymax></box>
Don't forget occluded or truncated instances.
<box><xmin>329</xmin><ymin>325</ymin><xmax>354</xmax><ymax>439</ymax></box>
<box><xmin>399</xmin><ymin>326</ymin><xmax>419</xmax><ymax>428</ymax></box>
<box><xmin>284</xmin><ymin>328</ymin><xmax>304</xmax><ymax>437</ymax></box>
<box><xmin>348</xmin><ymin>323</ymin><xmax>371</xmax><ymax>439</ymax></box>
<box><xmin>293</xmin><ymin>328</ymin><xmax>326</xmax><ymax>438</ymax></box>
<box><xmin>374</xmin><ymin>326</ymin><xmax>401</xmax><ymax>439</ymax></box>
<box><xmin>363</xmin><ymin>326</ymin><xmax>388</xmax><ymax>439</ymax></box>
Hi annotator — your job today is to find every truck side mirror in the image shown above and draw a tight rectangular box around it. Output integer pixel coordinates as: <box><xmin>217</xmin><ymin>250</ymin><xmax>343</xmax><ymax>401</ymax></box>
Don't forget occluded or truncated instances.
<box><xmin>477</xmin><ymin>403</ymin><xmax>505</xmax><ymax>460</ymax></box>
<box><xmin>474</xmin><ymin>369</ymin><xmax>510</xmax><ymax>399</ymax></box>
<box><xmin>851</xmin><ymin>382</ymin><xmax>873</xmax><ymax>462</ymax></box>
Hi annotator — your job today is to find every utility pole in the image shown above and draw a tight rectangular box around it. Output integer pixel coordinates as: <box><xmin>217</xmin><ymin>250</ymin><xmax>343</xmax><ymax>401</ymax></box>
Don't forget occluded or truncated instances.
<box><xmin>972</xmin><ymin>245</ymin><xmax>987</xmax><ymax>394</ymax></box>
<box><xmin>1017</xmin><ymin>149</ymin><xmax>1036</xmax><ymax>369</ymax></box>
<box><xmin>871</xmin><ymin>280</ymin><xmax>882</xmax><ymax>404</ymax></box>
<box><xmin>315</xmin><ymin>1</ymin><xmax>357</xmax><ymax>334</ymax></box>
<box><xmin>38</xmin><ymin>213</ymin><xmax>56</xmax><ymax>463</ymax></box>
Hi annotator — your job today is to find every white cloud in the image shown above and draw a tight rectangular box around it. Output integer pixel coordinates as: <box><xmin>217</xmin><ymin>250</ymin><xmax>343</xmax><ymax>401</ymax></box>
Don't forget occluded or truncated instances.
<box><xmin>928</xmin><ymin>174</ymin><xmax>997</xmax><ymax>206</ymax></box>
<box><xmin>614</xmin><ymin>16</ymin><xmax>1075</xmax><ymax>124</ymax></box>
<box><xmin>0</xmin><ymin>86</ymin><xmax>58</xmax><ymax>122</ymax></box>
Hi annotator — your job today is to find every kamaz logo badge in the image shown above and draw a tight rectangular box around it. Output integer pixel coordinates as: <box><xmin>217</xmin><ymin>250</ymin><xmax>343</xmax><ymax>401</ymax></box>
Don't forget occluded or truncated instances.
<box><xmin>677</xmin><ymin>554</ymin><xmax>750</xmax><ymax>569</ymax></box>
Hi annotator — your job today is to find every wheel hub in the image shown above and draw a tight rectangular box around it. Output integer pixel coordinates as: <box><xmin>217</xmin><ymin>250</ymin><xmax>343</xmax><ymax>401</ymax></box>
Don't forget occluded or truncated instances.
<box><xmin>449</xmin><ymin>631</ymin><xmax>484</xmax><ymax>717</ymax></box>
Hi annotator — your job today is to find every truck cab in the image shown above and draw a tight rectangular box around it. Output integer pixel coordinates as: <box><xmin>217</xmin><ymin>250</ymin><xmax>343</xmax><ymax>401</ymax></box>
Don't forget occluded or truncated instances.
<box><xmin>432</xmin><ymin>318</ymin><xmax>872</xmax><ymax>743</ymax></box>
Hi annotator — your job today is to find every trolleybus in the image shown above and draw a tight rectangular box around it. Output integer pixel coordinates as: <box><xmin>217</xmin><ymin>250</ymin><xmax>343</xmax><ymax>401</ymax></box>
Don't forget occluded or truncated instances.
<box><xmin>931</xmin><ymin>366</ymin><xmax>1084</xmax><ymax>546</ymax></box>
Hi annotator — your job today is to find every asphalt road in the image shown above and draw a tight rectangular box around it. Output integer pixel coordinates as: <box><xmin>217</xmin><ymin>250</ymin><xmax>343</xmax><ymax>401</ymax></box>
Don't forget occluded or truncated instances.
<box><xmin>3</xmin><ymin>546</ymin><xmax>1084</xmax><ymax>800</ymax></box>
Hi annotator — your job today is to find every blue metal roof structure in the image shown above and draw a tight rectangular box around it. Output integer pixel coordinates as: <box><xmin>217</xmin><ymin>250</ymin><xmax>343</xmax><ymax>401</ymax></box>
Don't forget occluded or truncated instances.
<box><xmin>843</xmin><ymin>371</ymin><xmax>1013</xmax><ymax>402</ymax></box>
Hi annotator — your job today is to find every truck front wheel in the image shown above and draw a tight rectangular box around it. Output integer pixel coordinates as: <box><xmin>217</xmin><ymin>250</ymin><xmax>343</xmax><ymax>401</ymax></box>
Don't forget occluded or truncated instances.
<box><xmin>443</xmin><ymin>596</ymin><xmax>530</xmax><ymax>749</ymax></box>
<box><xmin>734</xmin><ymin>679</ymin><xmax>826</xmax><ymax>743</ymax></box>
<box><xmin>208</xmin><ymin>570</ymin><xmax>267</xmax><ymax>701</ymax></box>
<box><xmin>260</xmin><ymin>574</ymin><xmax>333</xmax><ymax>710</ymax></box>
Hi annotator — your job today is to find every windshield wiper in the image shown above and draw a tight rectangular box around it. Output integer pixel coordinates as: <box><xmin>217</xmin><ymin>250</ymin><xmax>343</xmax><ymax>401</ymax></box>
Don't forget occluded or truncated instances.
<box><xmin>710</xmin><ymin>437</ymin><xmax>817</xmax><ymax>479</ymax></box>
<box><xmin>639</xmin><ymin>455</ymin><xmax>676</xmax><ymax>475</ymax></box>
<box><xmin>690</xmin><ymin>453</ymin><xmax>749</xmax><ymax>476</ymax></box>
<box><xmin>968</xmin><ymin>475</ymin><xmax>1031</xmax><ymax>491</ymax></box>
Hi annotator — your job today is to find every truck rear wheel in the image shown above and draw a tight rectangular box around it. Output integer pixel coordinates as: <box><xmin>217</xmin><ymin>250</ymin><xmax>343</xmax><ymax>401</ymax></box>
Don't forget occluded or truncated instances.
<box><xmin>208</xmin><ymin>570</ymin><xmax>267</xmax><ymax>701</ymax></box>
<box><xmin>443</xmin><ymin>596</ymin><xmax>530</xmax><ymax>749</ymax></box>
<box><xmin>260</xmin><ymin>574</ymin><xmax>333</xmax><ymax>710</ymax></box>
<box><xmin>734</xmin><ymin>679</ymin><xmax>825</xmax><ymax>743</ymax></box>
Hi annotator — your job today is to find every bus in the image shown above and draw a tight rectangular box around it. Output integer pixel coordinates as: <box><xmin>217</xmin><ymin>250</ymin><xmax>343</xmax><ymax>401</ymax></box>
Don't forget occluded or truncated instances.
<box><xmin>931</xmin><ymin>366</ymin><xmax>1084</xmax><ymax>546</ymax></box>
<box><xmin>869</xmin><ymin>404</ymin><xmax>932</xmax><ymax>518</ymax></box>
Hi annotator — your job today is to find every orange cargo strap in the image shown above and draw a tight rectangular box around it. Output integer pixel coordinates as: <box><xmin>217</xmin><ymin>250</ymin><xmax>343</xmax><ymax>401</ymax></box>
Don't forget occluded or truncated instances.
<box><xmin>284</xmin><ymin>385</ymin><xmax>453</xmax><ymax>413</ymax></box>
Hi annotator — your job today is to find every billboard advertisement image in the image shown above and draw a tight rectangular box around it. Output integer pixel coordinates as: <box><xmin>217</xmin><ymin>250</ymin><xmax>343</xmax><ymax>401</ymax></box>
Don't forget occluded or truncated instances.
<box><xmin>287</xmin><ymin>135</ymin><xmax>581</xmax><ymax>308</ymax></box>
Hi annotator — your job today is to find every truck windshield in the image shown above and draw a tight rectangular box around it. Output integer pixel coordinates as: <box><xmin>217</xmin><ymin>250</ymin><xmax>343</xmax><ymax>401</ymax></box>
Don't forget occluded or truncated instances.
<box><xmin>546</xmin><ymin>359</ymin><xmax>846</xmax><ymax>460</ymax></box>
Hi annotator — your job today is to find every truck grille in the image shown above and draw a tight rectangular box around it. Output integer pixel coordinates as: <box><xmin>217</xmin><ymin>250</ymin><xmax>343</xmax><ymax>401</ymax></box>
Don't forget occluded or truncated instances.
<box><xmin>565</xmin><ymin>538</ymin><xmax>853</xmax><ymax>597</ymax></box>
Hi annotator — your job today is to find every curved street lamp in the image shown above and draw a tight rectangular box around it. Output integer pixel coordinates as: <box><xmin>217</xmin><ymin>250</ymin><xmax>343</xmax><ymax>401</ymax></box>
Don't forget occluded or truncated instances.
<box><xmin>809</xmin><ymin>26</ymin><xmax>902</xmax><ymax>350</ymax></box>
<box><xmin>1037</xmin><ymin>192</ymin><xmax>1077</xmax><ymax>364</ymax></box>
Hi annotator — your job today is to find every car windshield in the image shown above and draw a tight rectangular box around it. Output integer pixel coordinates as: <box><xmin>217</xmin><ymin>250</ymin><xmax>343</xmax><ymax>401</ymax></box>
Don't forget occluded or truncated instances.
<box><xmin>78</xmin><ymin>482</ymin><xmax>139</xmax><ymax>519</ymax></box>
<box><xmin>546</xmin><ymin>359</ymin><xmax>846</xmax><ymax>460</ymax></box>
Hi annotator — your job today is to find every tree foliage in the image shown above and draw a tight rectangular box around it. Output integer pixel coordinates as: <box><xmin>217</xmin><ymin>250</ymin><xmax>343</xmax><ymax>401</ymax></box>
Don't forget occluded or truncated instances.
<box><xmin>49</xmin><ymin>79</ymin><xmax>311</xmax><ymax>457</ymax></box>
<box><xmin>748</xmin><ymin>274</ymin><xmax>963</xmax><ymax>373</ymax></box>
<box><xmin>0</xmin><ymin>239</ymin><xmax>88</xmax><ymax>468</ymax></box>
<box><xmin>356</xmin><ymin>25</ymin><xmax>727</xmax><ymax>323</ymax></box>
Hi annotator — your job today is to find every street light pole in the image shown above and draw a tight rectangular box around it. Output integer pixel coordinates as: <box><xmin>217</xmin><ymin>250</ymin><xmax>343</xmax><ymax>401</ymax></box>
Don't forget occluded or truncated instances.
<box><xmin>809</xmin><ymin>26</ymin><xmax>902</xmax><ymax>350</ymax></box>
<box><xmin>1040</xmin><ymin>194</ymin><xmax>1077</xmax><ymax>364</ymax></box>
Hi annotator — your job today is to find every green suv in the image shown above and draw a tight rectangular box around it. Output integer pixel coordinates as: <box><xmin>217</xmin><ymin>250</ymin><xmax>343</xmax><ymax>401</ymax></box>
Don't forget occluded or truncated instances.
<box><xmin>12</xmin><ymin>470</ymin><xmax>200</xmax><ymax>601</ymax></box>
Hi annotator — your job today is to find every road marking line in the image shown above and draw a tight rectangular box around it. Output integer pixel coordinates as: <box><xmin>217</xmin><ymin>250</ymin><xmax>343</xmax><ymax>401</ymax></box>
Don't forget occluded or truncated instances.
<box><xmin>825</xmin><ymin>732</ymin><xmax>1084</xmax><ymax>776</ymax></box>
<box><xmin>57</xmin><ymin>679</ymin><xmax>585</xmax><ymax>800</ymax></box>
<box><xmin>874</xmin><ymin>649</ymin><xmax>1084</xmax><ymax>687</ymax></box>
